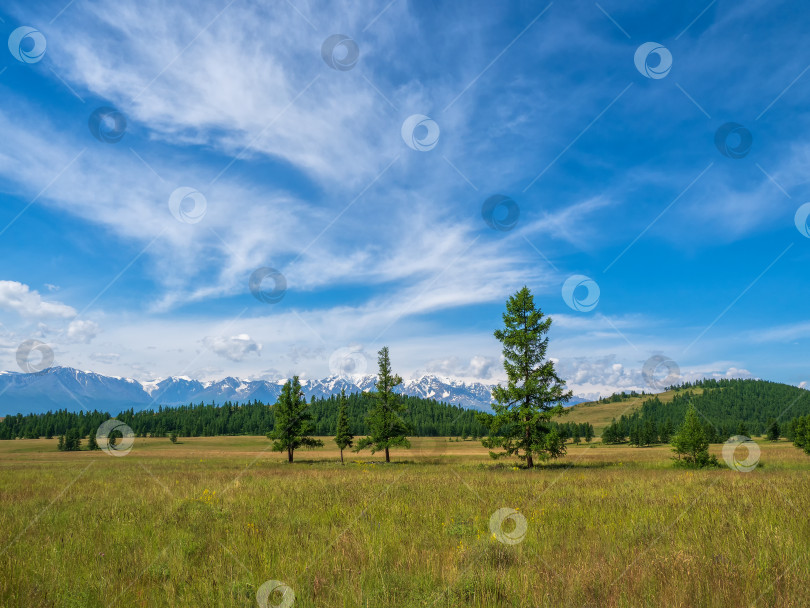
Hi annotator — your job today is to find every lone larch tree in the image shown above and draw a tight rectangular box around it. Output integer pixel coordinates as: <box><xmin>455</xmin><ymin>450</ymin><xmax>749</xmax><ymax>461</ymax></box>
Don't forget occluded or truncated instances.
<box><xmin>355</xmin><ymin>346</ymin><xmax>410</xmax><ymax>462</ymax></box>
<box><xmin>334</xmin><ymin>387</ymin><xmax>354</xmax><ymax>464</ymax></box>
<box><xmin>480</xmin><ymin>286</ymin><xmax>571</xmax><ymax>468</ymax></box>
<box><xmin>267</xmin><ymin>376</ymin><xmax>323</xmax><ymax>462</ymax></box>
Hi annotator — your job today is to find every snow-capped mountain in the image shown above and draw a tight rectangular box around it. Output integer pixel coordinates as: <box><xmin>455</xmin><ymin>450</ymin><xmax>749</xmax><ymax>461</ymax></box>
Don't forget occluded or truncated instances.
<box><xmin>0</xmin><ymin>367</ymin><xmax>586</xmax><ymax>416</ymax></box>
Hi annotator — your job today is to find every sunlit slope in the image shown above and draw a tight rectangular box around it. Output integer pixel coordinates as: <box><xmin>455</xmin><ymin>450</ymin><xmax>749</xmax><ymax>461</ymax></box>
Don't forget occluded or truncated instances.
<box><xmin>563</xmin><ymin>388</ymin><xmax>706</xmax><ymax>432</ymax></box>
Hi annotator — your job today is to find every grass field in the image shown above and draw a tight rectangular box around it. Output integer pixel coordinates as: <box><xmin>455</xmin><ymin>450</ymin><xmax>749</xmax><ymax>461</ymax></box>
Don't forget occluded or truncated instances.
<box><xmin>1</xmin><ymin>436</ymin><xmax>809</xmax><ymax>607</ymax></box>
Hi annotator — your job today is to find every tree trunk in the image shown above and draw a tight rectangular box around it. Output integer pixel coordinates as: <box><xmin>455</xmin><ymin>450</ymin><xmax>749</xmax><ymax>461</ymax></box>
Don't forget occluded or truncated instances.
<box><xmin>288</xmin><ymin>448</ymin><xmax>293</xmax><ymax>463</ymax></box>
<box><xmin>527</xmin><ymin>452</ymin><xmax>534</xmax><ymax>468</ymax></box>
<box><xmin>340</xmin><ymin>449</ymin><xmax>344</xmax><ymax>464</ymax></box>
<box><xmin>385</xmin><ymin>447</ymin><xmax>390</xmax><ymax>463</ymax></box>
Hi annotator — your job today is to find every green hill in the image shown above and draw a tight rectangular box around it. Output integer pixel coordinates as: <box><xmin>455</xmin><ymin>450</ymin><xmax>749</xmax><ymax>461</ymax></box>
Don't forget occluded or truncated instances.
<box><xmin>568</xmin><ymin>379</ymin><xmax>809</xmax><ymax>441</ymax></box>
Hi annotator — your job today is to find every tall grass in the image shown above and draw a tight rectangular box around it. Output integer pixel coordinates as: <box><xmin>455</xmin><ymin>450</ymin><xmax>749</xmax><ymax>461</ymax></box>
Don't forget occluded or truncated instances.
<box><xmin>1</xmin><ymin>437</ymin><xmax>807</xmax><ymax>607</ymax></box>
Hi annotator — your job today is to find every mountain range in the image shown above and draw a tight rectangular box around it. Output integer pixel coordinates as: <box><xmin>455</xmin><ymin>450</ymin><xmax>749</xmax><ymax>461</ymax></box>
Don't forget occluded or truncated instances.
<box><xmin>0</xmin><ymin>366</ymin><xmax>588</xmax><ymax>416</ymax></box>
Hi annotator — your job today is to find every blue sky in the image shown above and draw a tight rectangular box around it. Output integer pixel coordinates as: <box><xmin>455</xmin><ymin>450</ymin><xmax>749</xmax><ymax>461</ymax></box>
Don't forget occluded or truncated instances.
<box><xmin>1</xmin><ymin>0</ymin><xmax>809</xmax><ymax>398</ymax></box>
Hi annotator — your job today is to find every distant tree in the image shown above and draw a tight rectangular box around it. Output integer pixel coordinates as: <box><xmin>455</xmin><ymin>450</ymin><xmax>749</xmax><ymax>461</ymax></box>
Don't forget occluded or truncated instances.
<box><xmin>572</xmin><ymin>433</ymin><xmax>581</xmax><ymax>445</ymax></box>
<box><xmin>792</xmin><ymin>415</ymin><xmax>810</xmax><ymax>453</ymax></box>
<box><xmin>479</xmin><ymin>287</ymin><xmax>571</xmax><ymax>467</ymax></box>
<box><xmin>58</xmin><ymin>428</ymin><xmax>81</xmax><ymax>452</ymax></box>
<box><xmin>355</xmin><ymin>347</ymin><xmax>411</xmax><ymax>462</ymax></box>
<box><xmin>267</xmin><ymin>376</ymin><xmax>323</xmax><ymax>462</ymax></box>
<box><xmin>334</xmin><ymin>388</ymin><xmax>354</xmax><ymax>464</ymax></box>
<box><xmin>658</xmin><ymin>419</ymin><xmax>674</xmax><ymax>444</ymax></box>
<box><xmin>766</xmin><ymin>420</ymin><xmax>780</xmax><ymax>441</ymax></box>
<box><xmin>672</xmin><ymin>405</ymin><xmax>719</xmax><ymax>468</ymax></box>
<box><xmin>584</xmin><ymin>424</ymin><xmax>594</xmax><ymax>443</ymax></box>
<box><xmin>736</xmin><ymin>421</ymin><xmax>749</xmax><ymax>436</ymax></box>
<box><xmin>87</xmin><ymin>429</ymin><xmax>99</xmax><ymax>451</ymax></box>
<box><xmin>169</xmin><ymin>432</ymin><xmax>178</xmax><ymax>444</ymax></box>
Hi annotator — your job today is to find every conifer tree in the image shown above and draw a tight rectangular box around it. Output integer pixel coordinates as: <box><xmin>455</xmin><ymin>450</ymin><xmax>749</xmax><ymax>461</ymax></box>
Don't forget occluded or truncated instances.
<box><xmin>267</xmin><ymin>376</ymin><xmax>323</xmax><ymax>462</ymax></box>
<box><xmin>766</xmin><ymin>419</ymin><xmax>780</xmax><ymax>441</ymax></box>
<box><xmin>355</xmin><ymin>346</ymin><xmax>410</xmax><ymax>462</ymax></box>
<box><xmin>479</xmin><ymin>287</ymin><xmax>572</xmax><ymax>467</ymax></box>
<box><xmin>87</xmin><ymin>429</ymin><xmax>99</xmax><ymax>451</ymax></box>
<box><xmin>334</xmin><ymin>388</ymin><xmax>354</xmax><ymax>464</ymax></box>
<box><xmin>671</xmin><ymin>404</ymin><xmax>719</xmax><ymax>467</ymax></box>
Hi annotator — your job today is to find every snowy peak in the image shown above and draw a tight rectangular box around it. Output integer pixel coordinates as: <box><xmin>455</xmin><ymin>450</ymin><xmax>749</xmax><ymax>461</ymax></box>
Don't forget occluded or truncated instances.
<box><xmin>0</xmin><ymin>367</ymin><xmax>500</xmax><ymax>416</ymax></box>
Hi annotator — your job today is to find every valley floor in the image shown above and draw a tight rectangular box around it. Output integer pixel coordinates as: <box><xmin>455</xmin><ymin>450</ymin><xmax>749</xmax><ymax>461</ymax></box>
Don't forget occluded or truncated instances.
<box><xmin>1</xmin><ymin>437</ymin><xmax>808</xmax><ymax>607</ymax></box>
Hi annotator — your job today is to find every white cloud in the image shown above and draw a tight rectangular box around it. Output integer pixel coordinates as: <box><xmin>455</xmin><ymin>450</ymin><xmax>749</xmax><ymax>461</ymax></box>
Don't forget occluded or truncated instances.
<box><xmin>0</xmin><ymin>281</ymin><xmax>76</xmax><ymax>319</ymax></box>
<box><xmin>67</xmin><ymin>320</ymin><xmax>100</xmax><ymax>344</ymax></box>
<box><xmin>202</xmin><ymin>334</ymin><xmax>262</xmax><ymax>362</ymax></box>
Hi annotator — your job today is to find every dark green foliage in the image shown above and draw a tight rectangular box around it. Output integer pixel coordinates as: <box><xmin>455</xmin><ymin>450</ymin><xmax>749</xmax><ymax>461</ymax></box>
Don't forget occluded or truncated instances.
<box><xmin>334</xmin><ymin>388</ymin><xmax>353</xmax><ymax>464</ymax></box>
<box><xmin>57</xmin><ymin>428</ymin><xmax>81</xmax><ymax>452</ymax></box>
<box><xmin>267</xmin><ymin>376</ymin><xmax>323</xmax><ymax>462</ymax></box>
<box><xmin>612</xmin><ymin>380</ymin><xmax>810</xmax><ymax>441</ymax></box>
<box><xmin>355</xmin><ymin>347</ymin><xmax>411</xmax><ymax>462</ymax></box>
<box><xmin>766</xmin><ymin>420</ymin><xmax>780</xmax><ymax>441</ymax></box>
<box><xmin>790</xmin><ymin>415</ymin><xmax>810</xmax><ymax>453</ymax></box>
<box><xmin>169</xmin><ymin>432</ymin><xmax>178</xmax><ymax>444</ymax></box>
<box><xmin>0</xmin><ymin>393</ymin><xmax>488</xmax><ymax>441</ymax></box>
<box><xmin>479</xmin><ymin>287</ymin><xmax>571</xmax><ymax>467</ymax></box>
<box><xmin>87</xmin><ymin>429</ymin><xmax>99</xmax><ymax>451</ymax></box>
<box><xmin>671</xmin><ymin>405</ymin><xmax>719</xmax><ymax>468</ymax></box>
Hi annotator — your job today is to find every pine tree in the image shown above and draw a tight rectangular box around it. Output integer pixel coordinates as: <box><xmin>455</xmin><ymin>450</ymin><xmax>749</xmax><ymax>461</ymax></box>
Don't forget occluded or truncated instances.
<box><xmin>584</xmin><ymin>424</ymin><xmax>594</xmax><ymax>443</ymax></box>
<box><xmin>672</xmin><ymin>404</ymin><xmax>719</xmax><ymax>468</ymax></box>
<box><xmin>766</xmin><ymin>420</ymin><xmax>780</xmax><ymax>441</ymax></box>
<box><xmin>169</xmin><ymin>432</ymin><xmax>178</xmax><ymax>444</ymax></box>
<box><xmin>87</xmin><ymin>429</ymin><xmax>99</xmax><ymax>451</ymax></box>
<box><xmin>57</xmin><ymin>435</ymin><xmax>65</xmax><ymax>451</ymax></box>
<box><xmin>266</xmin><ymin>376</ymin><xmax>323</xmax><ymax>462</ymax></box>
<box><xmin>334</xmin><ymin>388</ymin><xmax>354</xmax><ymax>464</ymax></box>
<box><xmin>479</xmin><ymin>287</ymin><xmax>572</xmax><ymax>467</ymax></box>
<box><xmin>355</xmin><ymin>347</ymin><xmax>411</xmax><ymax>462</ymax></box>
